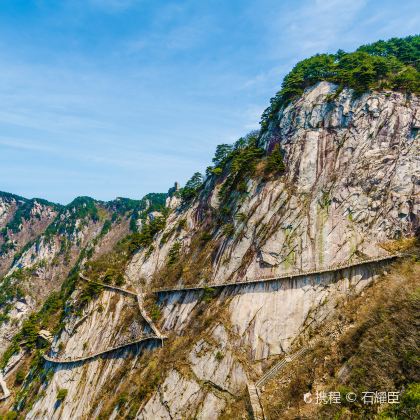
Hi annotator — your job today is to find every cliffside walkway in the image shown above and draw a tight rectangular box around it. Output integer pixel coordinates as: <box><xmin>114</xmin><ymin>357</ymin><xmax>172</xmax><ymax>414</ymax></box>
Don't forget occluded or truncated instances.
<box><xmin>256</xmin><ymin>316</ymin><xmax>338</xmax><ymax>391</ymax></box>
<box><xmin>43</xmin><ymin>254</ymin><xmax>402</xmax><ymax>367</ymax></box>
<box><xmin>247</xmin><ymin>249</ymin><xmax>412</xmax><ymax>417</ymax></box>
<box><xmin>43</xmin><ymin>274</ymin><xmax>166</xmax><ymax>364</ymax></box>
<box><xmin>79</xmin><ymin>273</ymin><xmax>166</xmax><ymax>339</ymax></box>
<box><xmin>0</xmin><ymin>373</ymin><xmax>10</xmax><ymax>401</ymax></box>
<box><xmin>247</xmin><ymin>341</ymin><xmax>315</xmax><ymax>420</ymax></box>
<box><xmin>247</xmin><ymin>383</ymin><xmax>265</xmax><ymax>420</ymax></box>
<box><xmin>43</xmin><ymin>334</ymin><xmax>160</xmax><ymax>364</ymax></box>
<box><xmin>79</xmin><ymin>273</ymin><xmax>138</xmax><ymax>297</ymax></box>
<box><xmin>153</xmin><ymin>253</ymin><xmax>400</xmax><ymax>294</ymax></box>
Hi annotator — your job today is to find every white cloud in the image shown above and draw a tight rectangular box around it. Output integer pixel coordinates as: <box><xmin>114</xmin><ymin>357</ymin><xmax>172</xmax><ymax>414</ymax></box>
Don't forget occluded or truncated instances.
<box><xmin>268</xmin><ymin>0</ymin><xmax>367</xmax><ymax>58</ymax></box>
<box><xmin>124</xmin><ymin>14</ymin><xmax>213</xmax><ymax>55</ymax></box>
<box><xmin>0</xmin><ymin>137</ymin><xmax>55</xmax><ymax>153</ymax></box>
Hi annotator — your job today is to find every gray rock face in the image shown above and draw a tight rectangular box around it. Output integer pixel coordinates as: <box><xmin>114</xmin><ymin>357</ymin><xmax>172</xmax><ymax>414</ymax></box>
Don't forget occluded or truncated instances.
<box><xmin>27</xmin><ymin>290</ymin><xmax>153</xmax><ymax>420</ymax></box>
<box><xmin>22</xmin><ymin>84</ymin><xmax>419</xmax><ymax>419</ymax></box>
<box><xmin>137</xmin><ymin>370</ymin><xmax>204</xmax><ymax>419</ymax></box>
<box><xmin>129</xmin><ymin>83</ymin><xmax>419</xmax><ymax>285</ymax></box>
<box><xmin>127</xmin><ymin>84</ymin><xmax>419</xmax><ymax>418</ymax></box>
<box><xmin>0</xmin><ymin>197</ymin><xmax>58</xmax><ymax>276</ymax></box>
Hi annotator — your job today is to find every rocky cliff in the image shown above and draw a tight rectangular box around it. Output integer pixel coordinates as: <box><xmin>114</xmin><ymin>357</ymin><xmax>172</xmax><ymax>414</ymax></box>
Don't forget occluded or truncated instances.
<box><xmin>0</xmin><ymin>66</ymin><xmax>418</xmax><ymax>420</ymax></box>
<box><xmin>128</xmin><ymin>82</ymin><xmax>418</xmax><ymax>286</ymax></box>
<box><xmin>0</xmin><ymin>80</ymin><xmax>415</xmax><ymax>420</ymax></box>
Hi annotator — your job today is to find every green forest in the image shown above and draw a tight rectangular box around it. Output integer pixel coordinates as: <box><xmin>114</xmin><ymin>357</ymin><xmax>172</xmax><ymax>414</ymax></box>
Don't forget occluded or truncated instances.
<box><xmin>261</xmin><ymin>35</ymin><xmax>420</xmax><ymax>128</ymax></box>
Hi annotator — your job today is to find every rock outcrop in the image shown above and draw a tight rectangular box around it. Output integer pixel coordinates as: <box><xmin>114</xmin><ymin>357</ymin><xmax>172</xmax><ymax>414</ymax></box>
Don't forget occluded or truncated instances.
<box><xmin>1</xmin><ymin>83</ymin><xmax>418</xmax><ymax>419</ymax></box>
<box><xmin>129</xmin><ymin>83</ymin><xmax>419</xmax><ymax>285</ymax></box>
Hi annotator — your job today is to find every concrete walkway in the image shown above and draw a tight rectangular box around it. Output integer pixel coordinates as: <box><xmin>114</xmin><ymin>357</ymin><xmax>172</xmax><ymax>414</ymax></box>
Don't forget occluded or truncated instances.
<box><xmin>43</xmin><ymin>274</ymin><xmax>167</xmax><ymax>364</ymax></box>
<box><xmin>153</xmin><ymin>254</ymin><xmax>399</xmax><ymax>294</ymax></box>
<box><xmin>247</xmin><ymin>383</ymin><xmax>265</xmax><ymax>419</ymax></box>
<box><xmin>0</xmin><ymin>373</ymin><xmax>11</xmax><ymax>401</ymax></box>
<box><xmin>43</xmin><ymin>335</ymin><xmax>162</xmax><ymax>364</ymax></box>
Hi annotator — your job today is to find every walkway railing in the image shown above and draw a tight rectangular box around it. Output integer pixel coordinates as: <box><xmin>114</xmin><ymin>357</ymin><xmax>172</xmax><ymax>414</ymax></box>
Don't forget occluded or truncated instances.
<box><xmin>153</xmin><ymin>253</ymin><xmax>400</xmax><ymax>294</ymax></box>
<box><xmin>0</xmin><ymin>373</ymin><xmax>10</xmax><ymax>401</ymax></box>
<box><xmin>255</xmin><ymin>346</ymin><xmax>309</xmax><ymax>389</ymax></box>
<box><xmin>42</xmin><ymin>274</ymin><xmax>167</xmax><ymax>364</ymax></box>
<box><xmin>256</xmin><ymin>317</ymin><xmax>337</xmax><ymax>389</ymax></box>
<box><xmin>249</xmin><ymin>319</ymin><xmax>338</xmax><ymax>418</ymax></box>
<box><xmin>79</xmin><ymin>273</ymin><xmax>167</xmax><ymax>339</ymax></box>
<box><xmin>42</xmin><ymin>253</ymin><xmax>402</xmax><ymax>366</ymax></box>
<box><xmin>79</xmin><ymin>273</ymin><xmax>137</xmax><ymax>296</ymax></box>
<box><xmin>137</xmin><ymin>293</ymin><xmax>166</xmax><ymax>339</ymax></box>
<box><xmin>43</xmin><ymin>334</ymin><xmax>162</xmax><ymax>364</ymax></box>
<box><xmin>246</xmin><ymin>249</ymin><xmax>409</xmax><ymax>418</ymax></box>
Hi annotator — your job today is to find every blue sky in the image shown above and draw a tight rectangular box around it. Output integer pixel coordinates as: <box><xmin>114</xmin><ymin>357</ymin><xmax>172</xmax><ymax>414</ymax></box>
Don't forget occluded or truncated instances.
<box><xmin>0</xmin><ymin>0</ymin><xmax>418</xmax><ymax>204</ymax></box>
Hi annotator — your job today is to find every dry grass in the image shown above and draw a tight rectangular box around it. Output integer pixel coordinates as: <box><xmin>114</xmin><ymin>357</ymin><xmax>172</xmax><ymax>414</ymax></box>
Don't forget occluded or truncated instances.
<box><xmin>262</xmin><ymin>254</ymin><xmax>420</xmax><ymax>419</ymax></box>
<box><xmin>380</xmin><ymin>237</ymin><xmax>417</xmax><ymax>253</ymax></box>
<box><xmin>149</xmin><ymin>231</ymin><xmax>216</xmax><ymax>289</ymax></box>
<box><xmin>92</xmin><ymin>292</ymin><xmax>237</xmax><ymax>419</ymax></box>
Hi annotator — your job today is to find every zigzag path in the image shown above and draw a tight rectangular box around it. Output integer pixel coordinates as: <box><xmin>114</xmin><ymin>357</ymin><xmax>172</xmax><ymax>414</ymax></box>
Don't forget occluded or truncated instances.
<box><xmin>42</xmin><ymin>253</ymin><xmax>400</xmax><ymax>402</ymax></box>
<box><xmin>43</xmin><ymin>273</ymin><xmax>166</xmax><ymax>364</ymax></box>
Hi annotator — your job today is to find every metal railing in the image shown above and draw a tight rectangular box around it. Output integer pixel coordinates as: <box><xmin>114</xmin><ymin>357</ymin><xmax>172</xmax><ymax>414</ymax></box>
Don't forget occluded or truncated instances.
<box><xmin>43</xmin><ymin>274</ymin><xmax>167</xmax><ymax>364</ymax></box>
<box><xmin>79</xmin><ymin>273</ymin><xmax>138</xmax><ymax>296</ymax></box>
<box><xmin>43</xmin><ymin>334</ymin><xmax>163</xmax><ymax>364</ymax></box>
<box><xmin>153</xmin><ymin>253</ymin><xmax>400</xmax><ymax>294</ymax></box>
<box><xmin>255</xmin><ymin>346</ymin><xmax>309</xmax><ymax>388</ymax></box>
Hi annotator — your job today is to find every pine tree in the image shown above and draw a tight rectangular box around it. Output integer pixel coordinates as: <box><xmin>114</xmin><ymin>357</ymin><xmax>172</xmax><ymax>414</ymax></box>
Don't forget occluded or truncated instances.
<box><xmin>266</xmin><ymin>144</ymin><xmax>285</xmax><ymax>173</ymax></box>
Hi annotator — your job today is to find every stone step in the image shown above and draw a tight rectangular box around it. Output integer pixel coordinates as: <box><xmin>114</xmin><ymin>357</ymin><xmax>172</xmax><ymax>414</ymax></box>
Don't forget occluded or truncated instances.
<box><xmin>247</xmin><ymin>383</ymin><xmax>265</xmax><ymax>420</ymax></box>
<box><xmin>0</xmin><ymin>373</ymin><xmax>10</xmax><ymax>401</ymax></box>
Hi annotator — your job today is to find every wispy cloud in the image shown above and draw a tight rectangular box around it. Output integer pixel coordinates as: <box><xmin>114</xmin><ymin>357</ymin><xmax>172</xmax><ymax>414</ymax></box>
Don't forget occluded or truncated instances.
<box><xmin>262</xmin><ymin>0</ymin><xmax>366</xmax><ymax>61</ymax></box>
<box><xmin>0</xmin><ymin>0</ymin><xmax>417</xmax><ymax>203</ymax></box>
<box><xmin>0</xmin><ymin>137</ymin><xmax>55</xmax><ymax>153</ymax></box>
<box><xmin>124</xmin><ymin>15</ymin><xmax>214</xmax><ymax>55</ymax></box>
